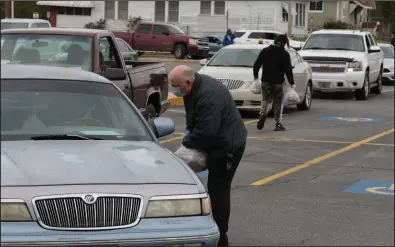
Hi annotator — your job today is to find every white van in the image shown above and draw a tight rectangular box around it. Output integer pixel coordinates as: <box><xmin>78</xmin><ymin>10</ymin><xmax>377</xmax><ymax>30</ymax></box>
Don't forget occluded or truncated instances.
<box><xmin>1</xmin><ymin>18</ymin><xmax>51</xmax><ymax>30</ymax></box>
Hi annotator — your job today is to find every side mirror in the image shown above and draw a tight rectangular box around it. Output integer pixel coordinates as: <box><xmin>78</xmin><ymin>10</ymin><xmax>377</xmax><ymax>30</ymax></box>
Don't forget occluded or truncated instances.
<box><xmin>149</xmin><ymin>117</ymin><xmax>175</xmax><ymax>138</ymax></box>
<box><xmin>293</xmin><ymin>46</ymin><xmax>302</xmax><ymax>51</ymax></box>
<box><xmin>101</xmin><ymin>68</ymin><xmax>127</xmax><ymax>80</ymax></box>
<box><xmin>369</xmin><ymin>45</ymin><xmax>381</xmax><ymax>53</ymax></box>
<box><xmin>200</xmin><ymin>58</ymin><xmax>208</xmax><ymax>66</ymax></box>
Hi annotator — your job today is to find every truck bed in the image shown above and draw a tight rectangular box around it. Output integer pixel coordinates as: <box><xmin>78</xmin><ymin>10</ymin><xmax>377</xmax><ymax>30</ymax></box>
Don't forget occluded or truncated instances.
<box><xmin>124</xmin><ymin>60</ymin><xmax>166</xmax><ymax>74</ymax></box>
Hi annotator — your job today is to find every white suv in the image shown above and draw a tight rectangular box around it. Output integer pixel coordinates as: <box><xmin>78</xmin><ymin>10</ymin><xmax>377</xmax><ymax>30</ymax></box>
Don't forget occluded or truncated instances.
<box><xmin>298</xmin><ymin>29</ymin><xmax>384</xmax><ymax>100</ymax></box>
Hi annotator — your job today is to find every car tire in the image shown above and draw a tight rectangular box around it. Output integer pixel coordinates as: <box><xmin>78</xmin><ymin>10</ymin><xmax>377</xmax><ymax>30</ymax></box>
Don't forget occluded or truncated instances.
<box><xmin>174</xmin><ymin>44</ymin><xmax>186</xmax><ymax>59</ymax></box>
<box><xmin>370</xmin><ymin>68</ymin><xmax>383</xmax><ymax>95</ymax></box>
<box><xmin>355</xmin><ymin>71</ymin><xmax>369</xmax><ymax>100</ymax></box>
<box><xmin>146</xmin><ymin>103</ymin><xmax>157</xmax><ymax>121</ymax></box>
<box><xmin>297</xmin><ymin>81</ymin><xmax>312</xmax><ymax>111</ymax></box>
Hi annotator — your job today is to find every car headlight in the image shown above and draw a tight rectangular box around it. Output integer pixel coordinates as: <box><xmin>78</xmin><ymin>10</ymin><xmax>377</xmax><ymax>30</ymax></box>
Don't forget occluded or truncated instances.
<box><xmin>347</xmin><ymin>61</ymin><xmax>362</xmax><ymax>72</ymax></box>
<box><xmin>145</xmin><ymin>196</ymin><xmax>212</xmax><ymax>218</ymax></box>
<box><xmin>188</xmin><ymin>39</ymin><xmax>197</xmax><ymax>45</ymax></box>
<box><xmin>1</xmin><ymin>202</ymin><xmax>32</xmax><ymax>221</ymax></box>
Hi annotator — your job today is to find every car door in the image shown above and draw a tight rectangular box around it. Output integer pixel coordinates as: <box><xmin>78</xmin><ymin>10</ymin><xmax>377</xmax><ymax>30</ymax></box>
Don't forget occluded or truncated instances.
<box><xmin>134</xmin><ymin>23</ymin><xmax>153</xmax><ymax>51</ymax></box>
<box><xmin>367</xmin><ymin>34</ymin><xmax>380</xmax><ymax>81</ymax></box>
<box><xmin>364</xmin><ymin>35</ymin><xmax>376</xmax><ymax>82</ymax></box>
<box><xmin>288</xmin><ymin>50</ymin><xmax>305</xmax><ymax>98</ymax></box>
<box><xmin>152</xmin><ymin>25</ymin><xmax>173</xmax><ymax>52</ymax></box>
<box><xmin>116</xmin><ymin>38</ymin><xmax>134</xmax><ymax>60</ymax></box>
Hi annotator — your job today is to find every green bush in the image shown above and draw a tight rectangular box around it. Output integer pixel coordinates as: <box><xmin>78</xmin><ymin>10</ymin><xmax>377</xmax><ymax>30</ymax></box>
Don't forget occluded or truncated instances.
<box><xmin>323</xmin><ymin>20</ymin><xmax>352</xmax><ymax>30</ymax></box>
<box><xmin>84</xmin><ymin>19</ymin><xmax>106</xmax><ymax>29</ymax></box>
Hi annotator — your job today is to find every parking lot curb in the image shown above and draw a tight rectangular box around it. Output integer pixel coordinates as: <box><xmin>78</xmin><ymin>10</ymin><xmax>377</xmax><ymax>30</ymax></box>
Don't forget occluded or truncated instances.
<box><xmin>140</xmin><ymin>57</ymin><xmax>199</xmax><ymax>63</ymax></box>
<box><xmin>168</xmin><ymin>92</ymin><xmax>184</xmax><ymax>107</ymax></box>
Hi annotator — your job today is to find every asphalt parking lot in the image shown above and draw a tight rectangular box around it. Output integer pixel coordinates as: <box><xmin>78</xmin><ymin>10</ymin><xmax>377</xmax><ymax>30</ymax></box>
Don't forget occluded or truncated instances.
<box><xmin>156</xmin><ymin>60</ymin><xmax>394</xmax><ymax>246</ymax></box>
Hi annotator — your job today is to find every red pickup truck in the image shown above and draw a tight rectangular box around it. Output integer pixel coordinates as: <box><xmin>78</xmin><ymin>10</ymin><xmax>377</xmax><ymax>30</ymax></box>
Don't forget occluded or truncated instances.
<box><xmin>113</xmin><ymin>22</ymin><xmax>210</xmax><ymax>59</ymax></box>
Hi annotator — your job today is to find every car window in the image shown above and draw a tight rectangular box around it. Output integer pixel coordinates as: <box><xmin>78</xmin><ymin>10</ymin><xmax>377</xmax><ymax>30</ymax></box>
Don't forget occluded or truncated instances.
<box><xmin>265</xmin><ymin>32</ymin><xmax>279</xmax><ymax>40</ymax></box>
<box><xmin>1</xmin><ymin>79</ymin><xmax>152</xmax><ymax>141</ymax></box>
<box><xmin>1</xmin><ymin>22</ymin><xmax>29</xmax><ymax>29</ymax></box>
<box><xmin>248</xmin><ymin>32</ymin><xmax>265</xmax><ymax>39</ymax></box>
<box><xmin>207</xmin><ymin>48</ymin><xmax>261</xmax><ymax>67</ymax></box>
<box><xmin>365</xmin><ymin>35</ymin><xmax>371</xmax><ymax>49</ymax></box>
<box><xmin>152</xmin><ymin>25</ymin><xmax>168</xmax><ymax>35</ymax></box>
<box><xmin>380</xmin><ymin>46</ymin><xmax>394</xmax><ymax>58</ymax></box>
<box><xmin>137</xmin><ymin>24</ymin><xmax>152</xmax><ymax>34</ymax></box>
<box><xmin>1</xmin><ymin>34</ymin><xmax>92</xmax><ymax>71</ymax></box>
<box><xmin>30</xmin><ymin>23</ymin><xmax>39</xmax><ymax>28</ymax></box>
<box><xmin>99</xmin><ymin>37</ymin><xmax>122</xmax><ymax>69</ymax></box>
<box><xmin>116</xmin><ymin>39</ymin><xmax>129</xmax><ymax>52</ymax></box>
<box><xmin>303</xmin><ymin>34</ymin><xmax>365</xmax><ymax>52</ymax></box>
<box><xmin>233</xmin><ymin>32</ymin><xmax>246</xmax><ymax>38</ymax></box>
<box><xmin>37</xmin><ymin>23</ymin><xmax>50</xmax><ymax>28</ymax></box>
<box><xmin>368</xmin><ymin>34</ymin><xmax>376</xmax><ymax>46</ymax></box>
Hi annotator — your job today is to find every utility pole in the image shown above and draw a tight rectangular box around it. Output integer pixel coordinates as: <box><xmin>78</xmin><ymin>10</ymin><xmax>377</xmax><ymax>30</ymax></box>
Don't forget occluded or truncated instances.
<box><xmin>287</xmin><ymin>1</ymin><xmax>293</xmax><ymax>37</ymax></box>
<box><xmin>5</xmin><ymin>0</ymin><xmax>11</xmax><ymax>18</ymax></box>
<box><xmin>11</xmin><ymin>1</ymin><xmax>14</xmax><ymax>18</ymax></box>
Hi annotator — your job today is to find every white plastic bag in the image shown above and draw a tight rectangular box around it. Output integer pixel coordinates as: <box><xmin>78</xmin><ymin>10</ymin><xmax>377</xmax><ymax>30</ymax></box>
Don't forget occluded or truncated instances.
<box><xmin>174</xmin><ymin>145</ymin><xmax>208</xmax><ymax>173</ymax></box>
<box><xmin>249</xmin><ymin>79</ymin><xmax>262</xmax><ymax>95</ymax></box>
<box><xmin>283</xmin><ymin>85</ymin><xmax>300</xmax><ymax>105</ymax></box>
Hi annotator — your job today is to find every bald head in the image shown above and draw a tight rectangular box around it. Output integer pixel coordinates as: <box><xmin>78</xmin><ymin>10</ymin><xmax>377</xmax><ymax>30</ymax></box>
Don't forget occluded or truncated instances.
<box><xmin>169</xmin><ymin>65</ymin><xmax>195</xmax><ymax>95</ymax></box>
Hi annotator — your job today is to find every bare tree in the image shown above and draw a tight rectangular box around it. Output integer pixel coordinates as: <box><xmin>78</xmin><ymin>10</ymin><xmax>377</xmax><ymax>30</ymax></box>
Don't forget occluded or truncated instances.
<box><xmin>125</xmin><ymin>16</ymin><xmax>142</xmax><ymax>32</ymax></box>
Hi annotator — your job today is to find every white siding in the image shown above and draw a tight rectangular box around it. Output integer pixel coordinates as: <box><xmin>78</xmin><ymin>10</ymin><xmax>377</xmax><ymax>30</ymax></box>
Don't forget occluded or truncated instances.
<box><xmin>56</xmin><ymin>1</ymin><xmax>105</xmax><ymax>28</ymax></box>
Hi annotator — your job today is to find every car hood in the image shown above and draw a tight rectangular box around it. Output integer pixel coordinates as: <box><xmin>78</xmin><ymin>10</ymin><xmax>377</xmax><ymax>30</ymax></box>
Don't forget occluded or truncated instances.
<box><xmin>1</xmin><ymin>140</ymin><xmax>196</xmax><ymax>186</ymax></box>
<box><xmin>198</xmin><ymin>66</ymin><xmax>258</xmax><ymax>82</ymax></box>
<box><xmin>299</xmin><ymin>49</ymin><xmax>365</xmax><ymax>61</ymax></box>
<box><xmin>383</xmin><ymin>58</ymin><xmax>394</xmax><ymax>69</ymax></box>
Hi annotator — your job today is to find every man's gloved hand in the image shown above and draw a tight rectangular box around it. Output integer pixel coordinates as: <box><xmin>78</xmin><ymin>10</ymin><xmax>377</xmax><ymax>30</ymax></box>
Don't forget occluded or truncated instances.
<box><xmin>185</xmin><ymin>128</ymin><xmax>190</xmax><ymax>137</ymax></box>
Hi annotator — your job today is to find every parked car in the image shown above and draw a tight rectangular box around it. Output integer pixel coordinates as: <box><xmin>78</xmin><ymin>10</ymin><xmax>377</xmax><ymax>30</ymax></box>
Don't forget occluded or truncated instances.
<box><xmin>205</xmin><ymin>35</ymin><xmax>223</xmax><ymax>57</ymax></box>
<box><xmin>113</xmin><ymin>22</ymin><xmax>209</xmax><ymax>59</ymax></box>
<box><xmin>198</xmin><ymin>44</ymin><xmax>313</xmax><ymax>114</ymax></box>
<box><xmin>377</xmin><ymin>43</ymin><xmax>394</xmax><ymax>83</ymax></box>
<box><xmin>1</xmin><ymin>18</ymin><xmax>51</xmax><ymax>29</ymax></box>
<box><xmin>298</xmin><ymin>29</ymin><xmax>384</xmax><ymax>100</ymax></box>
<box><xmin>116</xmin><ymin>37</ymin><xmax>138</xmax><ymax>60</ymax></box>
<box><xmin>233</xmin><ymin>29</ymin><xmax>304</xmax><ymax>50</ymax></box>
<box><xmin>0</xmin><ymin>64</ymin><xmax>219</xmax><ymax>247</ymax></box>
<box><xmin>1</xmin><ymin>28</ymin><xmax>168</xmax><ymax>120</ymax></box>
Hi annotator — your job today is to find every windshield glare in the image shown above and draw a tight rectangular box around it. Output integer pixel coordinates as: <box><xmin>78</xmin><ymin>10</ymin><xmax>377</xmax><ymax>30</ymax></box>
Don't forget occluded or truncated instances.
<box><xmin>380</xmin><ymin>46</ymin><xmax>394</xmax><ymax>59</ymax></box>
<box><xmin>1</xmin><ymin>79</ymin><xmax>152</xmax><ymax>141</ymax></box>
<box><xmin>168</xmin><ymin>25</ymin><xmax>185</xmax><ymax>34</ymax></box>
<box><xmin>1</xmin><ymin>22</ymin><xmax>29</xmax><ymax>30</ymax></box>
<box><xmin>207</xmin><ymin>48</ymin><xmax>261</xmax><ymax>67</ymax></box>
<box><xmin>303</xmin><ymin>34</ymin><xmax>365</xmax><ymax>52</ymax></box>
<box><xmin>1</xmin><ymin>34</ymin><xmax>92</xmax><ymax>71</ymax></box>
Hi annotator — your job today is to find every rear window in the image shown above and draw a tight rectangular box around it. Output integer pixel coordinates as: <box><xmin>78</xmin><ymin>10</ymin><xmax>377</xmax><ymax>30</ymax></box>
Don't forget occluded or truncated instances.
<box><xmin>1</xmin><ymin>34</ymin><xmax>93</xmax><ymax>71</ymax></box>
<box><xmin>233</xmin><ymin>32</ymin><xmax>245</xmax><ymax>38</ymax></box>
<box><xmin>1</xmin><ymin>22</ymin><xmax>29</xmax><ymax>30</ymax></box>
<box><xmin>137</xmin><ymin>24</ymin><xmax>151</xmax><ymax>33</ymax></box>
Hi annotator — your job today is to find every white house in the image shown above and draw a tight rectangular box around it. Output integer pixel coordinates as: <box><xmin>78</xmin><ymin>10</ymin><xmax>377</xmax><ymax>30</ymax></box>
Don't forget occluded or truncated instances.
<box><xmin>37</xmin><ymin>1</ymin><xmax>310</xmax><ymax>36</ymax></box>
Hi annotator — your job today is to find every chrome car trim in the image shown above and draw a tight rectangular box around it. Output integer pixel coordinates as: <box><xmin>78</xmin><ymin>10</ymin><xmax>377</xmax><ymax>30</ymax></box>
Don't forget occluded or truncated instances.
<box><xmin>0</xmin><ymin>232</ymin><xmax>220</xmax><ymax>246</ymax></box>
<box><xmin>1</xmin><ymin>199</ymin><xmax>26</xmax><ymax>203</ymax></box>
<box><xmin>149</xmin><ymin>193</ymin><xmax>209</xmax><ymax>201</ymax></box>
<box><xmin>31</xmin><ymin>193</ymin><xmax>144</xmax><ymax>231</ymax></box>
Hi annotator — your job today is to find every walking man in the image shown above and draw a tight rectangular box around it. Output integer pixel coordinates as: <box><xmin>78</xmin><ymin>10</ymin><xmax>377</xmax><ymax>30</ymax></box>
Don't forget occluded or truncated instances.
<box><xmin>222</xmin><ymin>29</ymin><xmax>235</xmax><ymax>47</ymax></box>
<box><xmin>253</xmin><ymin>34</ymin><xmax>295</xmax><ymax>131</ymax></box>
<box><xmin>169</xmin><ymin>65</ymin><xmax>247</xmax><ymax>246</ymax></box>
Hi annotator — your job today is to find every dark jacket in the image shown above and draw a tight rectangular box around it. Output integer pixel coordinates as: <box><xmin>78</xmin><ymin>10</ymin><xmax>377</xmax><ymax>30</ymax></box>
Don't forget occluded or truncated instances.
<box><xmin>391</xmin><ymin>37</ymin><xmax>395</xmax><ymax>46</ymax></box>
<box><xmin>182</xmin><ymin>73</ymin><xmax>247</xmax><ymax>172</ymax></box>
<box><xmin>253</xmin><ymin>45</ymin><xmax>295</xmax><ymax>85</ymax></box>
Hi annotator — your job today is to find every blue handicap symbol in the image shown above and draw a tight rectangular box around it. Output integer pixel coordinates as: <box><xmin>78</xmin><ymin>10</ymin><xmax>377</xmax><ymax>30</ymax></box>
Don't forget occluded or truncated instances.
<box><xmin>317</xmin><ymin>116</ymin><xmax>382</xmax><ymax>123</ymax></box>
<box><xmin>343</xmin><ymin>180</ymin><xmax>394</xmax><ymax>196</ymax></box>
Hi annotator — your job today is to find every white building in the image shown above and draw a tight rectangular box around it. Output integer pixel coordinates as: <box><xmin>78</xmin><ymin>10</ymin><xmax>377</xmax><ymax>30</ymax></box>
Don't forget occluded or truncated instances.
<box><xmin>37</xmin><ymin>1</ymin><xmax>310</xmax><ymax>36</ymax></box>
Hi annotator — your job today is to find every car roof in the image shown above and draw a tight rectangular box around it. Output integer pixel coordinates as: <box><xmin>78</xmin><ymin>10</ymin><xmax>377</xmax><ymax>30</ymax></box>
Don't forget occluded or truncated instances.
<box><xmin>310</xmin><ymin>29</ymin><xmax>368</xmax><ymax>36</ymax></box>
<box><xmin>1</xmin><ymin>18</ymin><xmax>49</xmax><ymax>23</ymax></box>
<box><xmin>222</xmin><ymin>44</ymin><xmax>296</xmax><ymax>52</ymax></box>
<box><xmin>1</xmin><ymin>27</ymin><xmax>109</xmax><ymax>37</ymax></box>
<box><xmin>1</xmin><ymin>65</ymin><xmax>112</xmax><ymax>84</ymax></box>
<box><xmin>235</xmin><ymin>29</ymin><xmax>282</xmax><ymax>34</ymax></box>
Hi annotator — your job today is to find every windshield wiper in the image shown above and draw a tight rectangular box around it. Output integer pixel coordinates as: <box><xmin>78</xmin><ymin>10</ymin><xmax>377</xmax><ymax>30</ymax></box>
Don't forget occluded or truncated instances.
<box><xmin>304</xmin><ymin>47</ymin><xmax>329</xmax><ymax>50</ymax></box>
<box><xmin>207</xmin><ymin>65</ymin><xmax>229</xmax><ymax>67</ymax></box>
<box><xmin>31</xmin><ymin>134</ymin><xmax>102</xmax><ymax>140</ymax></box>
<box><xmin>331</xmin><ymin>48</ymin><xmax>354</xmax><ymax>51</ymax></box>
<box><xmin>227</xmin><ymin>65</ymin><xmax>252</xmax><ymax>67</ymax></box>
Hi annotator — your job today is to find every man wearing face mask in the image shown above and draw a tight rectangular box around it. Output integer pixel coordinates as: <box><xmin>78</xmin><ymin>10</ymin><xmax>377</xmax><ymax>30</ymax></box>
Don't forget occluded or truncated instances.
<box><xmin>169</xmin><ymin>65</ymin><xmax>247</xmax><ymax>247</ymax></box>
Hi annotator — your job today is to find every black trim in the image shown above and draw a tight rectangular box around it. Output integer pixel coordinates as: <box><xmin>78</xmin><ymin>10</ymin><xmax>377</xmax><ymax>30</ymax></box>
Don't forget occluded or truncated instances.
<box><xmin>301</xmin><ymin>56</ymin><xmax>354</xmax><ymax>62</ymax></box>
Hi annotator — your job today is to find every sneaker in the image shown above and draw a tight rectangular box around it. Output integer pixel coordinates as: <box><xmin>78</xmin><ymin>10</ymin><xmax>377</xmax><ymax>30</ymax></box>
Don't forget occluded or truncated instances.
<box><xmin>257</xmin><ymin>114</ymin><xmax>266</xmax><ymax>130</ymax></box>
<box><xmin>274</xmin><ymin>122</ymin><xmax>285</xmax><ymax>131</ymax></box>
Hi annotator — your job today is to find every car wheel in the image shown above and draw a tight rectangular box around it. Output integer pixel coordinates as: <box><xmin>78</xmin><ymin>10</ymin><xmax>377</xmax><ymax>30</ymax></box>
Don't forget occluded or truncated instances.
<box><xmin>146</xmin><ymin>103</ymin><xmax>157</xmax><ymax>121</ymax></box>
<box><xmin>174</xmin><ymin>44</ymin><xmax>186</xmax><ymax>59</ymax></box>
<box><xmin>355</xmin><ymin>71</ymin><xmax>369</xmax><ymax>100</ymax></box>
<box><xmin>297</xmin><ymin>81</ymin><xmax>312</xmax><ymax>110</ymax></box>
<box><xmin>371</xmin><ymin>68</ymin><xmax>382</xmax><ymax>95</ymax></box>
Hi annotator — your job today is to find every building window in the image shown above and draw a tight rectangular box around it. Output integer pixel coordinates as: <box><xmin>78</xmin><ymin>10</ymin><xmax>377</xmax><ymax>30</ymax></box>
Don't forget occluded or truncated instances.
<box><xmin>295</xmin><ymin>3</ymin><xmax>306</xmax><ymax>27</ymax></box>
<box><xmin>105</xmin><ymin>0</ymin><xmax>115</xmax><ymax>19</ymax></box>
<box><xmin>309</xmin><ymin>1</ymin><xmax>323</xmax><ymax>11</ymax></box>
<box><xmin>57</xmin><ymin>7</ymin><xmax>91</xmax><ymax>16</ymax></box>
<box><xmin>282</xmin><ymin>7</ymin><xmax>288</xmax><ymax>22</ymax></box>
<box><xmin>168</xmin><ymin>1</ymin><xmax>179</xmax><ymax>23</ymax></box>
<box><xmin>118</xmin><ymin>0</ymin><xmax>129</xmax><ymax>20</ymax></box>
<box><xmin>214</xmin><ymin>1</ymin><xmax>225</xmax><ymax>15</ymax></box>
<box><xmin>200</xmin><ymin>1</ymin><xmax>211</xmax><ymax>15</ymax></box>
<box><xmin>155</xmin><ymin>1</ymin><xmax>165</xmax><ymax>22</ymax></box>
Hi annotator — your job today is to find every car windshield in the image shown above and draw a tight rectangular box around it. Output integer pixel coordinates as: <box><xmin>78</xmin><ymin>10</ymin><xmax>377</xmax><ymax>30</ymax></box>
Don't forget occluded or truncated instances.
<box><xmin>168</xmin><ymin>25</ymin><xmax>185</xmax><ymax>34</ymax></box>
<box><xmin>1</xmin><ymin>34</ymin><xmax>92</xmax><ymax>71</ymax></box>
<box><xmin>1</xmin><ymin>79</ymin><xmax>153</xmax><ymax>141</ymax></box>
<box><xmin>1</xmin><ymin>22</ymin><xmax>29</xmax><ymax>30</ymax></box>
<box><xmin>380</xmin><ymin>46</ymin><xmax>394</xmax><ymax>59</ymax></box>
<box><xmin>303</xmin><ymin>34</ymin><xmax>365</xmax><ymax>52</ymax></box>
<box><xmin>207</xmin><ymin>48</ymin><xmax>261</xmax><ymax>67</ymax></box>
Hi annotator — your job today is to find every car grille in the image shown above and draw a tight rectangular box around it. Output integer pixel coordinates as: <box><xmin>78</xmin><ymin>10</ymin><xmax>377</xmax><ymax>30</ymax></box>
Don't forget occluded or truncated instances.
<box><xmin>34</xmin><ymin>194</ymin><xmax>142</xmax><ymax>230</ymax></box>
<box><xmin>304</xmin><ymin>60</ymin><xmax>346</xmax><ymax>65</ymax></box>
<box><xmin>311</xmin><ymin>67</ymin><xmax>345</xmax><ymax>73</ymax></box>
<box><xmin>217</xmin><ymin>78</ymin><xmax>245</xmax><ymax>90</ymax></box>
